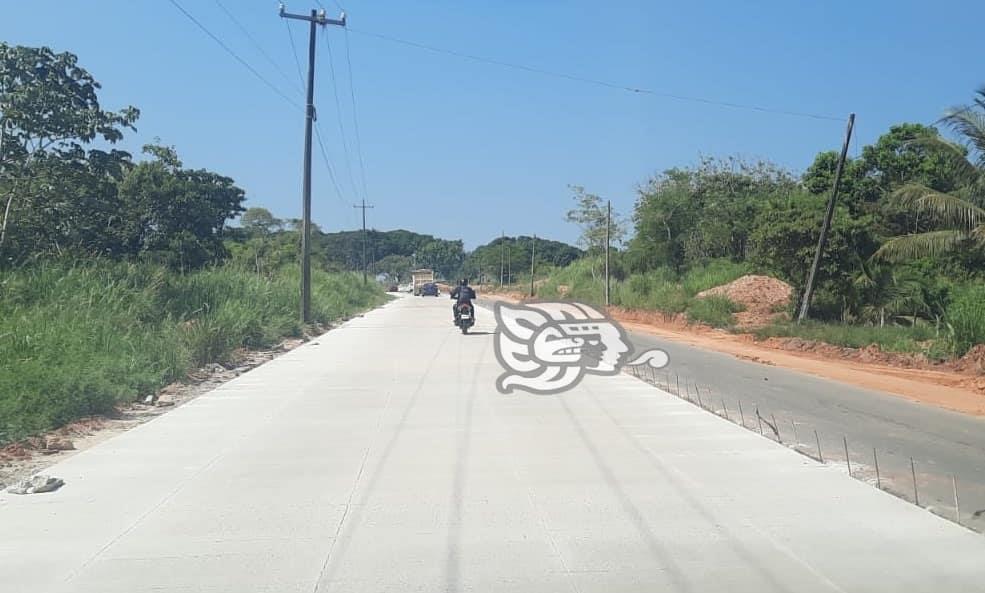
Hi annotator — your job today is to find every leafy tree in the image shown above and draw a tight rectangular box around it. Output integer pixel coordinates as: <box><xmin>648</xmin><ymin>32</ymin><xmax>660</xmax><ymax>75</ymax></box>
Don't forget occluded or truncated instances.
<box><xmin>0</xmin><ymin>43</ymin><xmax>139</xmax><ymax>260</ymax></box>
<box><xmin>376</xmin><ymin>254</ymin><xmax>414</xmax><ymax>281</ymax></box>
<box><xmin>241</xmin><ymin>207</ymin><xmax>282</xmax><ymax>235</ymax></box>
<box><xmin>875</xmin><ymin>92</ymin><xmax>985</xmax><ymax>261</ymax></box>
<box><xmin>565</xmin><ymin>185</ymin><xmax>625</xmax><ymax>253</ymax></box>
<box><xmin>629</xmin><ymin>157</ymin><xmax>796</xmax><ymax>272</ymax></box>
<box><xmin>117</xmin><ymin>144</ymin><xmax>245</xmax><ymax>271</ymax></box>
<box><xmin>415</xmin><ymin>239</ymin><xmax>464</xmax><ymax>279</ymax></box>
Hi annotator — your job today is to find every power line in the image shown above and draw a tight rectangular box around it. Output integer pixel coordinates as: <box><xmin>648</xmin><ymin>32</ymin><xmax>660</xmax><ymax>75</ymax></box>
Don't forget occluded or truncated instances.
<box><xmin>165</xmin><ymin>0</ymin><xmax>301</xmax><ymax>110</ymax></box>
<box><xmin>322</xmin><ymin>31</ymin><xmax>361</xmax><ymax>202</ymax></box>
<box><xmin>348</xmin><ymin>28</ymin><xmax>844</xmax><ymax>123</ymax></box>
<box><xmin>314</xmin><ymin>122</ymin><xmax>357</xmax><ymax>226</ymax></box>
<box><xmin>283</xmin><ymin>18</ymin><xmax>308</xmax><ymax>91</ymax></box>
<box><xmin>313</xmin><ymin>0</ymin><xmax>346</xmax><ymax>13</ymax></box>
<box><xmin>213</xmin><ymin>0</ymin><xmax>303</xmax><ymax>96</ymax></box>
<box><xmin>343</xmin><ymin>29</ymin><xmax>371</xmax><ymax>209</ymax></box>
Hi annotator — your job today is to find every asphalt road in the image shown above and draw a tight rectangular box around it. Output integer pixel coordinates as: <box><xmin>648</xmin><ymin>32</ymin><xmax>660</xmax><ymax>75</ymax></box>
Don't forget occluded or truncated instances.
<box><xmin>625</xmin><ymin>325</ymin><xmax>985</xmax><ymax>528</ymax></box>
<box><xmin>3</xmin><ymin>295</ymin><xmax>985</xmax><ymax>592</ymax></box>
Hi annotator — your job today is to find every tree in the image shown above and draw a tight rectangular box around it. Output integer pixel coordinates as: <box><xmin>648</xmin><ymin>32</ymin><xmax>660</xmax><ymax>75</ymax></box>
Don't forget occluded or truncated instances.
<box><xmin>117</xmin><ymin>144</ymin><xmax>245</xmax><ymax>271</ymax></box>
<box><xmin>565</xmin><ymin>186</ymin><xmax>625</xmax><ymax>253</ymax></box>
<box><xmin>0</xmin><ymin>43</ymin><xmax>139</xmax><ymax>259</ymax></box>
<box><xmin>415</xmin><ymin>239</ymin><xmax>464</xmax><ymax>279</ymax></box>
<box><xmin>875</xmin><ymin>92</ymin><xmax>985</xmax><ymax>261</ymax></box>
<box><xmin>628</xmin><ymin>158</ymin><xmax>796</xmax><ymax>272</ymax></box>
<box><xmin>241</xmin><ymin>207</ymin><xmax>282</xmax><ymax>235</ymax></box>
<box><xmin>376</xmin><ymin>254</ymin><xmax>414</xmax><ymax>282</ymax></box>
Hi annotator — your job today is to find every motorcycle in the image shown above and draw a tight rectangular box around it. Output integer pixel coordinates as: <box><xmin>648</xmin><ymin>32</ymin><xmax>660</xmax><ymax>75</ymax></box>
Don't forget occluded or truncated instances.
<box><xmin>455</xmin><ymin>302</ymin><xmax>475</xmax><ymax>334</ymax></box>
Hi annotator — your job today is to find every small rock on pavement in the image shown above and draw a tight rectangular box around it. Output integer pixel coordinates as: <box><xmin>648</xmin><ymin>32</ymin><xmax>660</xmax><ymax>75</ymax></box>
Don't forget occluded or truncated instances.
<box><xmin>6</xmin><ymin>474</ymin><xmax>65</xmax><ymax>495</ymax></box>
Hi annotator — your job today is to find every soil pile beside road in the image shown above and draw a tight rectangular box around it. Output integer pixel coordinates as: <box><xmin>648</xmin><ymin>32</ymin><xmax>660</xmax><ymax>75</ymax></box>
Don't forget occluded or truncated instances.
<box><xmin>696</xmin><ymin>274</ymin><xmax>793</xmax><ymax>327</ymax></box>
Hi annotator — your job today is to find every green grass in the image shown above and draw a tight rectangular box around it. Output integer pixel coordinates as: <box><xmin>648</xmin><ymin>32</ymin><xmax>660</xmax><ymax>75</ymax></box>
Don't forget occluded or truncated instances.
<box><xmin>685</xmin><ymin>295</ymin><xmax>743</xmax><ymax>328</ymax></box>
<box><xmin>945</xmin><ymin>284</ymin><xmax>985</xmax><ymax>356</ymax></box>
<box><xmin>681</xmin><ymin>259</ymin><xmax>753</xmax><ymax>296</ymax></box>
<box><xmin>612</xmin><ymin>274</ymin><xmax>689</xmax><ymax>314</ymax></box>
<box><xmin>0</xmin><ymin>261</ymin><xmax>386</xmax><ymax>444</ymax></box>
<box><xmin>752</xmin><ymin>321</ymin><xmax>937</xmax><ymax>354</ymax></box>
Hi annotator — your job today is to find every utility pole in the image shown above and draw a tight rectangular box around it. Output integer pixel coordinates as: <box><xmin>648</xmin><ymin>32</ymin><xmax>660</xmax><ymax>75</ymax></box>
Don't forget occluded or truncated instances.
<box><xmin>605</xmin><ymin>200</ymin><xmax>611</xmax><ymax>307</ymax></box>
<box><xmin>499</xmin><ymin>231</ymin><xmax>505</xmax><ymax>285</ymax></box>
<box><xmin>353</xmin><ymin>199</ymin><xmax>374</xmax><ymax>283</ymax></box>
<box><xmin>797</xmin><ymin>113</ymin><xmax>855</xmax><ymax>323</ymax></box>
<box><xmin>529</xmin><ymin>234</ymin><xmax>536</xmax><ymax>298</ymax></box>
<box><xmin>506</xmin><ymin>244</ymin><xmax>511</xmax><ymax>285</ymax></box>
<box><xmin>280</xmin><ymin>4</ymin><xmax>346</xmax><ymax>324</ymax></box>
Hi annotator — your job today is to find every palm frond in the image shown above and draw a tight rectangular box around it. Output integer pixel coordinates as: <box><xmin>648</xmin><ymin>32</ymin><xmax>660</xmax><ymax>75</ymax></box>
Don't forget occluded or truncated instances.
<box><xmin>891</xmin><ymin>183</ymin><xmax>985</xmax><ymax>229</ymax></box>
<box><xmin>971</xmin><ymin>223</ymin><xmax>985</xmax><ymax>245</ymax></box>
<box><xmin>873</xmin><ymin>230</ymin><xmax>969</xmax><ymax>261</ymax></box>
<box><xmin>942</xmin><ymin>106</ymin><xmax>985</xmax><ymax>167</ymax></box>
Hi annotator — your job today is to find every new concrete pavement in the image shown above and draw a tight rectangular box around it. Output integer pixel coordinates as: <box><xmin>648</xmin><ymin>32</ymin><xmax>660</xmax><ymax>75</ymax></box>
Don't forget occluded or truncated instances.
<box><xmin>3</xmin><ymin>295</ymin><xmax>985</xmax><ymax>592</ymax></box>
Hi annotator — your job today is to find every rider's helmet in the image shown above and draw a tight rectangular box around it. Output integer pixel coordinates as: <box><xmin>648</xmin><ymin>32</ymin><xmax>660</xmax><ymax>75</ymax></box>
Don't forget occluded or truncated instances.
<box><xmin>460</xmin><ymin>278</ymin><xmax>469</xmax><ymax>286</ymax></box>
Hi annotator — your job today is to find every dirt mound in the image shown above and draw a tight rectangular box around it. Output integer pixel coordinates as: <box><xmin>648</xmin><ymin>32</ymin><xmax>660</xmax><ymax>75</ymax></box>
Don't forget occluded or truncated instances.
<box><xmin>953</xmin><ymin>344</ymin><xmax>985</xmax><ymax>375</ymax></box>
<box><xmin>696</xmin><ymin>275</ymin><xmax>794</xmax><ymax>327</ymax></box>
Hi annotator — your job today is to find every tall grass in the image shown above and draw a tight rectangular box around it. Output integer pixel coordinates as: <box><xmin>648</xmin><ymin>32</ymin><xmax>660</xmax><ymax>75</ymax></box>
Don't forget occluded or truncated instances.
<box><xmin>611</xmin><ymin>270</ymin><xmax>689</xmax><ymax>314</ymax></box>
<box><xmin>753</xmin><ymin>321</ymin><xmax>937</xmax><ymax>353</ymax></box>
<box><xmin>0</xmin><ymin>261</ymin><xmax>386</xmax><ymax>443</ymax></box>
<box><xmin>686</xmin><ymin>295</ymin><xmax>743</xmax><ymax>328</ymax></box>
<box><xmin>946</xmin><ymin>284</ymin><xmax>985</xmax><ymax>356</ymax></box>
<box><xmin>681</xmin><ymin>259</ymin><xmax>753</xmax><ymax>295</ymax></box>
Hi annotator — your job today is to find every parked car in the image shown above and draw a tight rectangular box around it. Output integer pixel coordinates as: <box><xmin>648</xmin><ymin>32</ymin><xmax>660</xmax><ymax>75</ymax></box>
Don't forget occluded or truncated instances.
<box><xmin>387</xmin><ymin>284</ymin><xmax>399</xmax><ymax>292</ymax></box>
<box><xmin>420</xmin><ymin>282</ymin><xmax>439</xmax><ymax>296</ymax></box>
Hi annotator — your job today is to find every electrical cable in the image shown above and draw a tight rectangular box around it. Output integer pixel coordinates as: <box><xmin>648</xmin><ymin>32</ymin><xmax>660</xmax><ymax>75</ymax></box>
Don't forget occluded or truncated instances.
<box><xmin>348</xmin><ymin>27</ymin><xmax>845</xmax><ymax>123</ymax></box>
<box><xmin>165</xmin><ymin>0</ymin><xmax>301</xmax><ymax>110</ymax></box>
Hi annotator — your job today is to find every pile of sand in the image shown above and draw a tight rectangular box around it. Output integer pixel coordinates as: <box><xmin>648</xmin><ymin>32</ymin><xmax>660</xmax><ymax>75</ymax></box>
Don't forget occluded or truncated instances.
<box><xmin>696</xmin><ymin>274</ymin><xmax>794</xmax><ymax>327</ymax></box>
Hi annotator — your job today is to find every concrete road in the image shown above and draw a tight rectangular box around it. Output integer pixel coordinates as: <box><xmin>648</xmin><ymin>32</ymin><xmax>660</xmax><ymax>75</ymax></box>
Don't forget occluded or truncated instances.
<box><xmin>625</xmin><ymin>328</ymin><xmax>985</xmax><ymax>529</ymax></box>
<box><xmin>3</xmin><ymin>295</ymin><xmax>985</xmax><ymax>592</ymax></box>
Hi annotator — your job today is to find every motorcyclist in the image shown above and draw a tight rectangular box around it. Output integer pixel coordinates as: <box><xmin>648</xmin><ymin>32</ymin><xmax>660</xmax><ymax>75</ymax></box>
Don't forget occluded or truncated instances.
<box><xmin>450</xmin><ymin>278</ymin><xmax>477</xmax><ymax>324</ymax></box>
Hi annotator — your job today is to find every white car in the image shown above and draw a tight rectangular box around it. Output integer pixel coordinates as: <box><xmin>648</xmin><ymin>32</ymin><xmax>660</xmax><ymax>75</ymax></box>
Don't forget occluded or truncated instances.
<box><xmin>398</xmin><ymin>283</ymin><xmax>413</xmax><ymax>293</ymax></box>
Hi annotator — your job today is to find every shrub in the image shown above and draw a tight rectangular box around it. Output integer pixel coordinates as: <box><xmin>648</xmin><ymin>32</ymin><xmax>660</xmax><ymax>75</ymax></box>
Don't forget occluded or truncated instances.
<box><xmin>945</xmin><ymin>284</ymin><xmax>985</xmax><ymax>356</ymax></box>
<box><xmin>686</xmin><ymin>296</ymin><xmax>743</xmax><ymax>328</ymax></box>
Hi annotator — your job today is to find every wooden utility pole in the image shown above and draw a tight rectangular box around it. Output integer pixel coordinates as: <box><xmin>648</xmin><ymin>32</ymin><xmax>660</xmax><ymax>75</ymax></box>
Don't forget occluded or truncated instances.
<box><xmin>499</xmin><ymin>231</ymin><xmax>505</xmax><ymax>285</ymax></box>
<box><xmin>506</xmin><ymin>244</ymin><xmax>511</xmax><ymax>285</ymax></box>
<box><xmin>353</xmin><ymin>199</ymin><xmax>374</xmax><ymax>283</ymax></box>
<box><xmin>797</xmin><ymin>113</ymin><xmax>855</xmax><ymax>323</ymax></box>
<box><xmin>605</xmin><ymin>200</ymin><xmax>611</xmax><ymax>306</ymax></box>
<box><xmin>280</xmin><ymin>6</ymin><xmax>346</xmax><ymax>323</ymax></box>
<box><xmin>529</xmin><ymin>235</ymin><xmax>536</xmax><ymax>298</ymax></box>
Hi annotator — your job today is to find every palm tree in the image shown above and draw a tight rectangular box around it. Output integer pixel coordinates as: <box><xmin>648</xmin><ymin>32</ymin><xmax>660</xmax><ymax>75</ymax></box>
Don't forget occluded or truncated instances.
<box><xmin>875</xmin><ymin>91</ymin><xmax>985</xmax><ymax>260</ymax></box>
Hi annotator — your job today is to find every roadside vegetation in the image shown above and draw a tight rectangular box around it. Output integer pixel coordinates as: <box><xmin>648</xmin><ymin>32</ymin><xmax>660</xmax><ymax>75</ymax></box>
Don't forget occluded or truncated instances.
<box><xmin>0</xmin><ymin>44</ymin><xmax>386</xmax><ymax>444</ymax></box>
<box><xmin>529</xmin><ymin>98</ymin><xmax>985</xmax><ymax>358</ymax></box>
<box><xmin>0</xmin><ymin>263</ymin><xmax>384</xmax><ymax>444</ymax></box>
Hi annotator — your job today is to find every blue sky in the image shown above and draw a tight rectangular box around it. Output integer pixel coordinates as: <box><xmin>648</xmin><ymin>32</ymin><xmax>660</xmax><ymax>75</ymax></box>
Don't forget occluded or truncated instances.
<box><xmin>4</xmin><ymin>1</ymin><xmax>983</xmax><ymax>248</ymax></box>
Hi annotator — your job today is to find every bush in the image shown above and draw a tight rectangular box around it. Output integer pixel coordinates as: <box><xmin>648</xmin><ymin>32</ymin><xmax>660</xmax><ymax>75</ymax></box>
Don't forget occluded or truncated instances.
<box><xmin>686</xmin><ymin>295</ymin><xmax>743</xmax><ymax>328</ymax></box>
<box><xmin>945</xmin><ymin>284</ymin><xmax>985</xmax><ymax>356</ymax></box>
<box><xmin>0</xmin><ymin>260</ymin><xmax>386</xmax><ymax>444</ymax></box>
